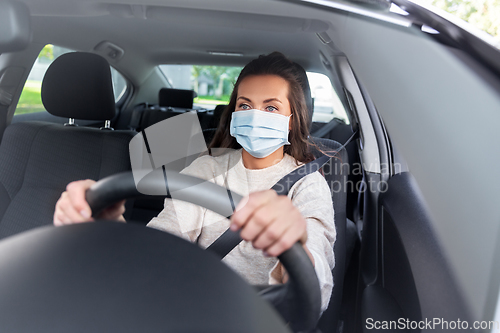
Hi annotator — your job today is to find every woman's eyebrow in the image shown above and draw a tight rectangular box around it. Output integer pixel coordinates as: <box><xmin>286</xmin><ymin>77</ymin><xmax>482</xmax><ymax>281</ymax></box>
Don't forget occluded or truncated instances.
<box><xmin>237</xmin><ymin>96</ymin><xmax>282</xmax><ymax>104</ymax></box>
<box><xmin>263</xmin><ymin>98</ymin><xmax>282</xmax><ymax>104</ymax></box>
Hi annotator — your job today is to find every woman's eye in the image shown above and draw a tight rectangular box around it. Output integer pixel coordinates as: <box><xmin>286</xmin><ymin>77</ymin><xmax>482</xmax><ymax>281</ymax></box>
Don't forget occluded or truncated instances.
<box><xmin>238</xmin><ymin>103</ymin><xmax>251</xmax><ymax>110</ymax></box>
<box><xmin>265</xmin><ymin>106</ymin><xmax>278</xmax><ymax>112</ymax></box>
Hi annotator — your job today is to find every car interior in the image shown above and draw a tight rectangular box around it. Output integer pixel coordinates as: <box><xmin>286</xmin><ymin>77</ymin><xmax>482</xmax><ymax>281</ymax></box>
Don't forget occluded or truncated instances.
<box><xmin>1</xmin><ymin>0</ymin><xmax>500</xmax><ymax>332</ymax></box>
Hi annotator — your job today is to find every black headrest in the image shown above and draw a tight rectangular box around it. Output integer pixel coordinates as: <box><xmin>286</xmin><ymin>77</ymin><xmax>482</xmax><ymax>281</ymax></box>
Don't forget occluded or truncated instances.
<box><xmin>159</xmin><ymin>88</ymin><xmax>197</xmax><ymax>109</ymax></box>
<box><xmin>293</xmin><ymin>62</ymin><xmax>313</xmax><ymax>128</ymax></box>
<box><xmin>213</xmin><ymin>104</ymin><xmax>226</xmax><ymax>120</ymax></box>
<box><xmin>41</xmin><ymin>52</ymin><xmax>115</xmax><ymax>120</ymax></box>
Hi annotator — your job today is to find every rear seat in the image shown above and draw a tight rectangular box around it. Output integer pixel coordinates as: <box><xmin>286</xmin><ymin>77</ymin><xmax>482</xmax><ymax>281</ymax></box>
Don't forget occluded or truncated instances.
<box><xmin>128</xmin><ymin>87</ymin><xmax>227</xmax><ymax>144</ymax></box>
<box><xmin>202</xmin><ymin>104</ymin><xmax>226</xmax><ymax>144</ymax></box>
<box><xmin>159</xmin><ymin>88</ymin><xmax>196</xmax><ymax>109</ymax></box>
<box><xmin>125</xmin><ymin>88</ymin><xmax>227</xmax><ymax>223</ymax></box>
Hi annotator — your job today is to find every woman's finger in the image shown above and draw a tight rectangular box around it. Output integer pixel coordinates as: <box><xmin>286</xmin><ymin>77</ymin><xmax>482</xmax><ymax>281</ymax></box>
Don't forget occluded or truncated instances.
<box><xmin>54</xmin><ymin>192</ymin><xmax>77</xmax><ymax>225</ymax></box>
<box><xmin>264</xmin><ymin>208</ymin><xmax>307</xmax><ymax>256</ymax></box>
<box><xmin>53</xmin><ymin>210</ymin><xmax>69</xmax><ymax>226</ymax></box>
<box><xmin>98</xmin><ymin>200</ymin><xmax>126</xmax><ymax>220</ymax></box>
<box><xmin>60</xmin><ymin>201</ymin><xmax>94</xmax><ymax>223</ymax></box>
<box><xmin>58</xmin><ymin>192</ymin><xmax>92</xmax><ymax>223</ymax></box>
<box><xmin>239</xmin><ymin>202</ymin><xmax>282</xmax><ymax>242</ymax></box>
<box><xmin>66</xmin><ymin>180</ymin><xmax>95</xmax><ymax>219</ymax></box>
<box><xmin>251</xmin><ymin>213</ymin><xmax>291</xmax><ymax>250</ymax></box>
<box><xmin>246</xmin><ymin>195</ymin><xmax>293</xmax><ymax>247</ymax></box>
<box><xmin>264</xmin><ymin>223</ymin><xmax>304</xmax><ymax>257</ymax></box>
<box><xmin>230</xmin><ymin>190</ymin><xmax>277</xmax><ymax>231</ymax></box>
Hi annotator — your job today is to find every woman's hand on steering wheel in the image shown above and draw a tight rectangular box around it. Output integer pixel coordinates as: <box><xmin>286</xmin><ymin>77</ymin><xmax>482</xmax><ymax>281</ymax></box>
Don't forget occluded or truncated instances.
<box><xmin>54</xmin><ymin>180</ymin><xmax>309</xmax><ymax>262</ymax></box>
<box><xmin>53</xmin><ymin>179</ymin><xmax>126</xmax><ymax>226</ymax></box>
<box><xmin>73</xmin><ymin>171</ymin><xmax>322</xmax><ymax>330</ymax></box>
<box><xmin>230</xmin><ymin>190</ymin><xmax>308</xmax><ymax>258</ymax></box>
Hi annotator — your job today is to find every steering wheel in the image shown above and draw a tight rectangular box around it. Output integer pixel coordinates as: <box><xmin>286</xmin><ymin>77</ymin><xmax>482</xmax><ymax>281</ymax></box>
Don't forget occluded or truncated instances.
<box><xmin>85</xmin><ymin>170</ymin><xmax>321</xmax><ymax>332</ymax></box>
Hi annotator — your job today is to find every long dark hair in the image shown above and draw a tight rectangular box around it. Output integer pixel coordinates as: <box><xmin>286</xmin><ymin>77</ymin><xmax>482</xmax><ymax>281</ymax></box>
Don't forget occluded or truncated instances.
<box><xmin>208</xmin><ymin>52</ymin><xmax>314</xmax><ymax>164</ymax></box>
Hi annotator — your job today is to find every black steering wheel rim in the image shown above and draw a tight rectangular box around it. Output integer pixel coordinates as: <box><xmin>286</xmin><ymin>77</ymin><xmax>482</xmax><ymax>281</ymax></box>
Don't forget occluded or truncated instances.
<box><xmin>85</xmin><ymin>170</ymin><xmax>322</xmax><ymax>332</ymax></box>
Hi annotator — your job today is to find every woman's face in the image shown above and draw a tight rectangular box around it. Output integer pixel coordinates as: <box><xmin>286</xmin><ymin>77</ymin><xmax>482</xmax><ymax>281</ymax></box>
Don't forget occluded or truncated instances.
<box><xmin>235</xmin><ymin>75</ymin><xmax>292</xmax><ymax>118</ymax></box>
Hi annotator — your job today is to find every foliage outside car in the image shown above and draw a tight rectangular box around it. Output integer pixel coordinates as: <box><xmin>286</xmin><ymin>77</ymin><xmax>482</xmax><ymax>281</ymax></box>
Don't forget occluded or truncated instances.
<box><xmin>16</xmin><ymin>81</ymin><xmax>44</xmax><ymax>115</ymax></box>
<box><xmin>192</xmin><ymin>65</ymin><xmax>241</xmax><ymax>104</ymax></box>
<box><xmin>423</xmin><ymin>0</ymin><xmax>500</xmax><ymax>44</ymax></box>
<box><xmin>38</xmin><ymin>44</ymin><xmax>54</xmax><ymax>62</ymax></box>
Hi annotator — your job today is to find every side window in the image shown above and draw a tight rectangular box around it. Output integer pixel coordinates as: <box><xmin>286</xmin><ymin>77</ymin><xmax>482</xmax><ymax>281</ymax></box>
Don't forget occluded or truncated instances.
<box><xmin>15</xmin><ymin>45</ymin><xmax>128</xmax><ymax>115</ymax></box>
<box><xmin>306</xmin><ymin>72</ymin><xmax>349</xmax><ymax>124</ymax></box>
<box><xmin>111</xmin><ymin>66</ymin><xmax>127</xmax><ymax>101</ymax></box>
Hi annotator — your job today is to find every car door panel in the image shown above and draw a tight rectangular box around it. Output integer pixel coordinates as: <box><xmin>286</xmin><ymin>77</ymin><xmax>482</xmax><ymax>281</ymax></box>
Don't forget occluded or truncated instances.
<box><xmin>368</xmin><ymin>172</ymin><xmax>472</xmax><ymax>329</ymax></box>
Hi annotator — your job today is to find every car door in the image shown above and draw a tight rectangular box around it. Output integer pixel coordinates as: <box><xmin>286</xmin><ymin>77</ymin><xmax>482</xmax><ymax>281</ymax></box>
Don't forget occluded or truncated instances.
<box><xmin>333</xmin><ymin>55</ymin><xmax>474</xmax><ymax>332</ymax></box>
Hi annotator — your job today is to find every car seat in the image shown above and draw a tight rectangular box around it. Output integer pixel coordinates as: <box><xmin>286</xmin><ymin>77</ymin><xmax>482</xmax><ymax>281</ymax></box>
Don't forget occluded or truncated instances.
<box><xmin>0</xmin><ymin>52</ymin><xmax>135</xmax><ymax>239</ymax></box>
<box><xmin>127</xmin><ymin>89</ymin><xmax>217</xmax><ymax>145</ymax></box>
<box><xmin>293</xmin><ymin>62</ymin><xmax>353</xmax><ymax>332</ymax></box>
<box><xmin>202</xmin><ymin>104</ymin><xmax>226</xmax><ymax>144</ymax></box>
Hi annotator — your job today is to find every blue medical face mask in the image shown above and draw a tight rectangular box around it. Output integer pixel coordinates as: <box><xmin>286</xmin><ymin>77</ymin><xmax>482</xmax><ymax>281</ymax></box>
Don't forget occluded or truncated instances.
<box><xmin>230</xmin><ymin>109</ymin><xmax>292</xmax><ymax>158</ymax></box>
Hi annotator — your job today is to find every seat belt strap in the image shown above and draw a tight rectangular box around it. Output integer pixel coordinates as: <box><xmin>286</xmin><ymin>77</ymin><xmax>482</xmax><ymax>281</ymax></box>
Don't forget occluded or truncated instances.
<box><xmin>128</xmin><ymin>103</ymin><xmax>148</xmax><ymax>131</ymax></box>
<box><xmin>271</xmin><ymin>154</ymin><xmax>329</xmax><ymax>195</ymax></box>
<box><xmin>207</xmin><ymin>130</ymin><xmax>359</xmax><ymax>259</ymax></box>
<box><xmin>206</xmin><ymin>154</ymin><xmax>330</xmax><ymax>259</ymax></box>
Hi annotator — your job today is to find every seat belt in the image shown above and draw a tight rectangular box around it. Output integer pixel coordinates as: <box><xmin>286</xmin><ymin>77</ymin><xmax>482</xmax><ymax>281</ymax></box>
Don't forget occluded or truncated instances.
<box><xmin>206</xmin><ymin>131</ymin><xmax>358</xmax><ymax>259</ymax></box>
<box><xmin>310</xmin><ymin>117</ymin><xmax>342</xmax><ymax>138</ymax></box>
<box><xmin>128</xmin><ymin>103</ymin><xmax>149</xmax><ymax>131</ymax></box>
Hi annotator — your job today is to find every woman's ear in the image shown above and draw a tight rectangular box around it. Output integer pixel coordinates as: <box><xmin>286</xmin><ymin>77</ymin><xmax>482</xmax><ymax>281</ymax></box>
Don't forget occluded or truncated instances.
<box><xmin>288</xmin><ymin>114</ymin><xmax>293</xmax><ymax>131</ymax></box>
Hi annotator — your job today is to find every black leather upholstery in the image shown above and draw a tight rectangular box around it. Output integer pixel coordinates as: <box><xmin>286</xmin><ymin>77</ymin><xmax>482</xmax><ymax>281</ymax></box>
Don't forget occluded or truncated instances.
<box><xmin>41</xmin><ymin>52</ymin><xmax>116</xmax><ymax>120</ymax></box>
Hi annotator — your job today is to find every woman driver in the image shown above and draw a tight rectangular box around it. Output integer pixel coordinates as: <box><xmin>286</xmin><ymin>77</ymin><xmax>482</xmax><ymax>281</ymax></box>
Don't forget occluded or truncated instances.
<box><xmin>53</xmin><ymin>52</ymin><xmax>336</xmax><ymax>312</ymax></box>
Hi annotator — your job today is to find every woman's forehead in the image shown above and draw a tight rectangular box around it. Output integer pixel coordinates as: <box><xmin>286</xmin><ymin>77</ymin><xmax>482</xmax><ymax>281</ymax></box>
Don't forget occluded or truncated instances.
<box><xmin>237</xmin><ymin>75</ymin><xmax>289</xmax><ymax>100</ymax></box>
